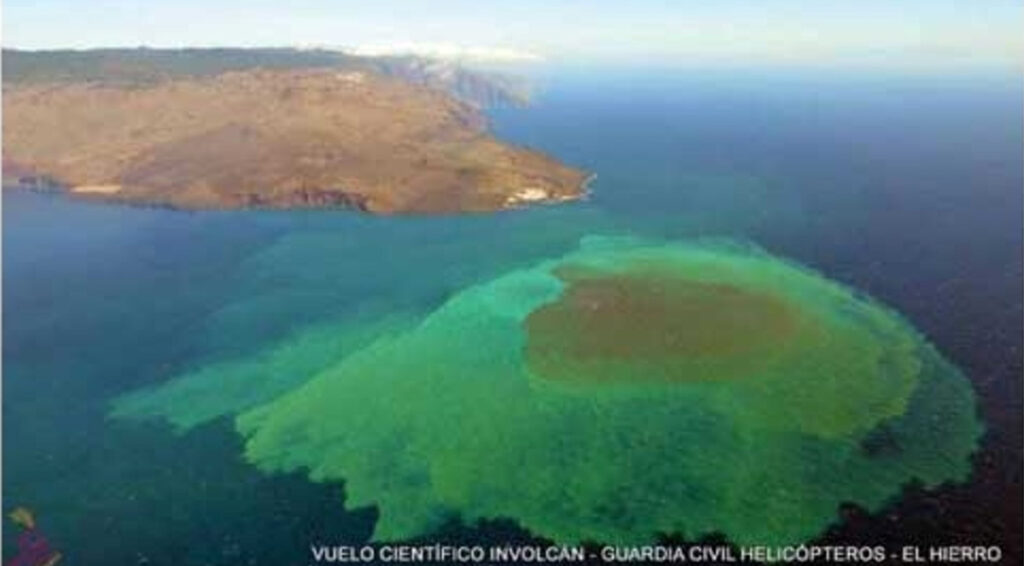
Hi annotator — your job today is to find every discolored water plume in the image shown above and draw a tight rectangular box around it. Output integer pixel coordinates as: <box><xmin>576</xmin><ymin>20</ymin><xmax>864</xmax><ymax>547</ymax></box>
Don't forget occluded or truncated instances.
<box><xmin>114</xmin><ymin>235</ymin><xmax>984</xmax><ymax>545</ymax></box>
<box><xmin>524</xmin><ymin>267</ymin><xmax>808</xmax><ymax>383</ymax></box>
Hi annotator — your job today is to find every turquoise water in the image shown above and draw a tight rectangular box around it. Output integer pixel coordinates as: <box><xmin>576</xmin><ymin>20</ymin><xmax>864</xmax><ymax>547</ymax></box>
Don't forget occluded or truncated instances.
<box><xmin>3</xmin><ymin>69</ymin><xmax>1022</xmax><ymax>563</ymax></box>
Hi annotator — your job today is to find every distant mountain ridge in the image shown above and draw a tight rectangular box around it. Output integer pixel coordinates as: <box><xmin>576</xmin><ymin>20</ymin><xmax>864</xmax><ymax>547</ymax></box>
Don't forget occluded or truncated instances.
<box><xmin>1</xmin><ymin>47</ymin><xmax>531</xmax><ymax>108</ymax></box>
<box><xmin>373</xmin><ymin>55</ymin><xmax>532</xmax><ymax>108</ymax></box>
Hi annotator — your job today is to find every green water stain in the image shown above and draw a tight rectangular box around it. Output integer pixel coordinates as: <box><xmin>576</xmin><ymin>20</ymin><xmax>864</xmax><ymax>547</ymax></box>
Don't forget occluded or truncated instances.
<box><xmin>110</xmin><ymin>311</ymin><xmax>417</xmax><ymax>432</ymax></box>
<box><xmin>226</xmin><ymin>236</ymin><xmax>981</xmax><ymax>545</ymax></box>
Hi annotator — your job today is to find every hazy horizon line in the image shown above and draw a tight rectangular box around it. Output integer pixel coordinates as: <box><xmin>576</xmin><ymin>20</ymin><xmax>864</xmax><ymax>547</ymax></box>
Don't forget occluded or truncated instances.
<box><xmin>3</xmin><ymin>42</ymin><xmax>1022</xmax><ymax>73</ymax></box>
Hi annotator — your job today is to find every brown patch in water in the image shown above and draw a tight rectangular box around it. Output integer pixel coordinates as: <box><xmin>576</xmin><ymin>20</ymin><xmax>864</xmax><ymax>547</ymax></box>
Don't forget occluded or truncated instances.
<box><xmin>524</xmin><ymin>266</ymin><xmax>803</xmax><ymax>383</ymax></box>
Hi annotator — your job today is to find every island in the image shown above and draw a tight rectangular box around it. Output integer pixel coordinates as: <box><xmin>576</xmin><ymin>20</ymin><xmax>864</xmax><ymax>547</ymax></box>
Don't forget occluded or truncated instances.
<box><xmin>2</xmin><ymin>49</ymin><xmax>588</xmax><ymax>214</ymax></box>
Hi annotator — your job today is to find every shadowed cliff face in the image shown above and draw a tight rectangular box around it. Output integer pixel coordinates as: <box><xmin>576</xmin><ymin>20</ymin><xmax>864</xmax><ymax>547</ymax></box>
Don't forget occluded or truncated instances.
<box><xmin>2</xmin><ymin>66</ymin><xmax>586</xmax><ymax>213</ymax></box>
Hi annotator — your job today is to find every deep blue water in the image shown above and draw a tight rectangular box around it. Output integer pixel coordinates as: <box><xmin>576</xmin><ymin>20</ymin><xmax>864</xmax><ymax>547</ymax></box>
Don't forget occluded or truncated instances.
<box><xmin>3</xmin><ymin>69</ymin><xmax>1022</xmax><ymax>564</ymax></box>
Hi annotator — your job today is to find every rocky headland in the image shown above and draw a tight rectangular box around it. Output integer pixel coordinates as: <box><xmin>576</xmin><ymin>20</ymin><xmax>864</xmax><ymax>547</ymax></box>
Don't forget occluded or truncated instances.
<box><xmin>2</xmin><ymin>48</ymin><xmax>588</xmax><ymax>214</ymax></box>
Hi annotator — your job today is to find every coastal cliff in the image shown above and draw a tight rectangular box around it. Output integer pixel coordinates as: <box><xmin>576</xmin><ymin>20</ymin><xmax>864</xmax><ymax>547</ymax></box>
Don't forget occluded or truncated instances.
<box><xmin>2</xmin><ymin>49</ymin><xmax>586</xmax><ymax>214</ymax></box>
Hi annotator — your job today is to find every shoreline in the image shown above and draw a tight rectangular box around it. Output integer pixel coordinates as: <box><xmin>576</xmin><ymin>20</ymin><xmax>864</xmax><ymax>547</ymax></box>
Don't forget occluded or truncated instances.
<box><xmin>3</xmin><ymin>175</ymin><xmax>592</xmax><ymax>216</ymax></box>
<box><xmin>3</xmin><ymin>66</ymin><xmax>585</xmax><ymax>216</ymax></box>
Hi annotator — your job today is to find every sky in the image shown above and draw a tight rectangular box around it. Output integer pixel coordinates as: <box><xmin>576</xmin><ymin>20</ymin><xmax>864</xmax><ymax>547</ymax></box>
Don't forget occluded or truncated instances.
<box><xmin>2</xmin><ymin>0</ymin><xmax>1022</xmax><ymax>69</ymax></box>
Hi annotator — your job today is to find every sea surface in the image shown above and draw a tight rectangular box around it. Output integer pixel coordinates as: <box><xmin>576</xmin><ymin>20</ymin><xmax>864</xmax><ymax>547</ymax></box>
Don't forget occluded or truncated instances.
<box><xmin>3</xmin><ymin>68</ymin><xmax>1022</xmax><ymax>564</ymax></box>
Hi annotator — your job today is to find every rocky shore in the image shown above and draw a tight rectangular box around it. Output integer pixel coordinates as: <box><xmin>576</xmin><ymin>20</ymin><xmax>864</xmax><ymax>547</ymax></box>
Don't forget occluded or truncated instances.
<box><xmin>3</xmin><ymin>57</ymin><xmax>587</xmax><ymax>214</ymax></box>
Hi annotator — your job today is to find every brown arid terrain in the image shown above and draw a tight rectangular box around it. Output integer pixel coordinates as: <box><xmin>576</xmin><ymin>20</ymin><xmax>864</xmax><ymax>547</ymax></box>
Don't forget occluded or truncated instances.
<box><xmin>2</xmin><ymin>66</ymin><xmax>588</xmax><ymax>213</ymax></box>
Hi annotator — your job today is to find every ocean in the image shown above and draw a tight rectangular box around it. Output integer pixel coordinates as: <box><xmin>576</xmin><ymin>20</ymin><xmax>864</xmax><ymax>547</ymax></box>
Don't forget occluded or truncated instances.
<box><xmin>3</xmin><ymin>68</ymin><xmax>1021</xmax><ymax>564</ymax></box>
